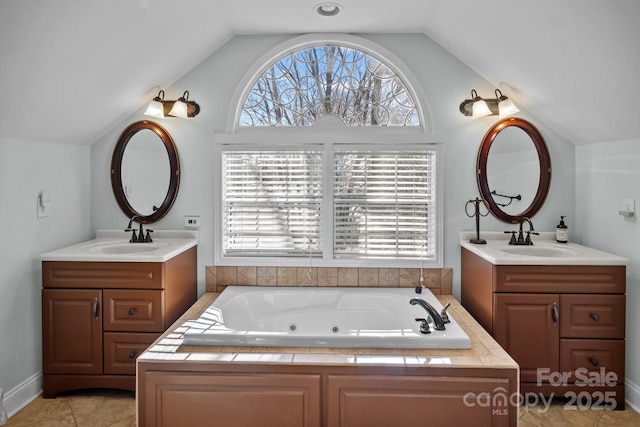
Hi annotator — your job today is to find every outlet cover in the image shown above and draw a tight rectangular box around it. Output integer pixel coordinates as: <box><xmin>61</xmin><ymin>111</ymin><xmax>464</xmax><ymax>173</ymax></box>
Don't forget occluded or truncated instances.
<box><xmin>184</xmin><ymin>215</ymin><xmax>200</xmax><ymax>228</ymax></box>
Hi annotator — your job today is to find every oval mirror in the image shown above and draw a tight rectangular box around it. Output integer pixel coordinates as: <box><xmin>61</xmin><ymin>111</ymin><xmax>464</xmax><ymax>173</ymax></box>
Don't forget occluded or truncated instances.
<box><xmin>477</xmin><ymin>118</ymin><xmax>551</xmax><ymax>223</ymax></box>
<box><xmin>110</xmin><ymin>120</ymin><xmax>180</xmax><ymax>223</ymax></box>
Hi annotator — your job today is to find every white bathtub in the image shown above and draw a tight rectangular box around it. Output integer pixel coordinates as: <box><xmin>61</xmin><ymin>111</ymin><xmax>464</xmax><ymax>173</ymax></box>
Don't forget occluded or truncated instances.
<box><xmin>182</xmin><ymin>286</ymin><xmax>471</xmax><ymax>349</ymax></box>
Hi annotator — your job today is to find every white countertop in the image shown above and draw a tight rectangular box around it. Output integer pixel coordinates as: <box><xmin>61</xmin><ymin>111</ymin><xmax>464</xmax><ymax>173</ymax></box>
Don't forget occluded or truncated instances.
<box><xmin>460</xmin><ymin>231</ymin><xmax>628</xmax><ymax>266</ymax></box>
<box><xmin>40</xmin><ymin>229</ymin><xmax>198</xmax><ymax>262</ymax></box>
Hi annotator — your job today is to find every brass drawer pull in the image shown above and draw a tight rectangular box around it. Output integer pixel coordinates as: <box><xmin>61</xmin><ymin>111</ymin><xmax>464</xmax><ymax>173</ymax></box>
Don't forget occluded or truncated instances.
<box><xmin>128</xmin><ymin>308</ymin><xmax>136</xmax><ymax>316</ymax></box>
<box><xmin>590</xmin><ymin>358</ymin><xmax>600</xmax><ymax>367</ymax></box>
<box><xmin>590</xmin><ymin>313</ymin><xmax>600</xmax><ymax>321</ymax></box>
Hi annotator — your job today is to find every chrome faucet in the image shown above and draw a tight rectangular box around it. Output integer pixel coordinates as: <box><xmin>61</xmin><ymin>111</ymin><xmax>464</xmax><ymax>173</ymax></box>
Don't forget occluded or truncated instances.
<box><xmin>409</xmin><ymin>298</ymin><xmax>447</xmax><ymax>331</ymax></box>
<box><xmin>125</xmin><ymin>215</ymin><xmax>153</xmax><ymax>243</ymax></box>
<box><xmin>506</xmin><ymin>217</ymin><xmax>539</xmax><ymax>245</ymax></box>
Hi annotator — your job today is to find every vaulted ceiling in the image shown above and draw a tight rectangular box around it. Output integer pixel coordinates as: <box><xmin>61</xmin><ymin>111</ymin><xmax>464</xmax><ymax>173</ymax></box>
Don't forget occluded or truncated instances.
<box><xmin>1</xmin><ymin>0</ymin><xmax>638</xmax><ymax>146</ymax></box>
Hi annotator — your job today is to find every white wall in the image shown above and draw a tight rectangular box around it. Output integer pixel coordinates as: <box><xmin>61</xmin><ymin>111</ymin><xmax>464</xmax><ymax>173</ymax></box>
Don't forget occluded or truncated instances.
<box><xmin>90</xmin><ymin>33</ymin><xmax>576</xmax><ymax>297</ymax></box>
<box><xmin>0</xmin><ymin>137</ymin><xmax>91</xmax><ymax>414</ymax></box>
<box><xmin>576</xmin><ymin>139</ymin><xmax>640</xmax><ymax>407</ymax></box>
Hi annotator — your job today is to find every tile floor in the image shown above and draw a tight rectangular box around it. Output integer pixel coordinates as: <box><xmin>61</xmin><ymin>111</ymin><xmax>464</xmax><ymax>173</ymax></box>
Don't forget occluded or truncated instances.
<box><xmin>3</xmin><ymin>390</ymin><xmax>640</xmax><ymax>426</ymax></box>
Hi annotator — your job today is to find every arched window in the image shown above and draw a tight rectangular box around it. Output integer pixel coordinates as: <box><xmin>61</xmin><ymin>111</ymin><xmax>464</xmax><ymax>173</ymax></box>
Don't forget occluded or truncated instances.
<box><xmin>239</xmin><ymin>44</ymin><xmax>420</xmax><ymax>127</ymax></box>
<box><xmin>216</xmin><ymin>35</ymin><xmax>441</xmax><ymax>268</ymax></box>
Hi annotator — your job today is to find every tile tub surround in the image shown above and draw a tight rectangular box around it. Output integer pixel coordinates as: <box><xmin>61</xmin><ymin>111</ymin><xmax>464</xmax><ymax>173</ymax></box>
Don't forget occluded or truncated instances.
<box><xmin>206</xmin><ymin>266</ymin><xmax>453</xmax><ymax>294</ymax></box>
<box><xmin>137</xmin><ymin>289</ymin><xmax>519</xmax><ymax>426</ymax></box>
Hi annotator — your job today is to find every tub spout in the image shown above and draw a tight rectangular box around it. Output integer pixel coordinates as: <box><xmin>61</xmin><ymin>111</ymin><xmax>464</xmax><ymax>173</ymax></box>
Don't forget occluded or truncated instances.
<box><xmin>409</xmin><ymin>298</ymin><xmax>446</xmax><ymax>331</ymax></box>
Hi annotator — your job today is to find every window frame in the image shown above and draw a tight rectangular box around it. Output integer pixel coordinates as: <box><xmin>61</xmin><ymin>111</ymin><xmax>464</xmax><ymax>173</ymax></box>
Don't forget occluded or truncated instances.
<box><xmin>214</xmin><ymin>130</ymin><xmax>443</xmax><ymax>268</ymax></box>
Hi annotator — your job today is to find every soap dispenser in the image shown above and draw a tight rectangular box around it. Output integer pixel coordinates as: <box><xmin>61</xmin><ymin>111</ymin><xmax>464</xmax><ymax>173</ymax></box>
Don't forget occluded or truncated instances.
<box><xmin>556</xmin><ymin>216</ymin><xmax>568</xmax><ymax>243</ymax></box>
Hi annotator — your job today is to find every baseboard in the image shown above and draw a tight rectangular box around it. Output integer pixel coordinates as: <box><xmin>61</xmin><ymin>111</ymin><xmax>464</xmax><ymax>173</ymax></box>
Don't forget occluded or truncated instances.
<box><xmin>627</xmin><ymin>380</ymin><xmax>640</xmax><ymax>412</ymax></box>
<box><xmin>3</xmin><ymin>372</ymin><xmax>42</xmax><ymax>418</ymax></box>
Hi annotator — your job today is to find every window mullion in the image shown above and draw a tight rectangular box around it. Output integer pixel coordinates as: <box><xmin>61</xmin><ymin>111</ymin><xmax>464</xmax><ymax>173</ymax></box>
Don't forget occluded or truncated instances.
<box><xmin>322</xmin><ymin>142</ymin><xmax>334</xmax><ymax>261</ymax></box>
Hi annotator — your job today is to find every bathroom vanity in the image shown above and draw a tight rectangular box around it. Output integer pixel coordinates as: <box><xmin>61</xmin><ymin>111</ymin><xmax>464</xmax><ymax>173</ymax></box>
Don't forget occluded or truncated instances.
<box><xmin>461</xmin><ymin>232</ymin><xmax>627</xmax><ymax>409</ymax></box>
<box><xmin>40</xmin><ymin>230</ymin><xmax>197</xmax><ymax>398</ymax></box>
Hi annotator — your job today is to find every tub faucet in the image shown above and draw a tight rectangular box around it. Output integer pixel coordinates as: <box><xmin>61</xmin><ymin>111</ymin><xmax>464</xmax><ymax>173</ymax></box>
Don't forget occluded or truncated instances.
<box><xmin>409</xmin><ymin>298</ymin><xmax>446</xmax><ymax>331</ymax></box>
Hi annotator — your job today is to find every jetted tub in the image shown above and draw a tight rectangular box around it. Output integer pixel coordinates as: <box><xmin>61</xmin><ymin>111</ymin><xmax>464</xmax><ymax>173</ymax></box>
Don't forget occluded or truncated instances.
<box><xmin>182</xmin><ymin>286</ymin><xmax>471</xmax><ymax>349</ymax></box>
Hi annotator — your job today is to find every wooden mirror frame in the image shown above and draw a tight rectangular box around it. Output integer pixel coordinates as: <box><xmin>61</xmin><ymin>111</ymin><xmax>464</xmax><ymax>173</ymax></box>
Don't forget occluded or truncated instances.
<box><xmin>110</xmin><ymin>120</ymin><xmax>180</xmax><ymax>224</ymax></box>
<box><xmin>476</xmin><ymin>117</ymin><xmax>552</xmax><ymax>223</ymax></box>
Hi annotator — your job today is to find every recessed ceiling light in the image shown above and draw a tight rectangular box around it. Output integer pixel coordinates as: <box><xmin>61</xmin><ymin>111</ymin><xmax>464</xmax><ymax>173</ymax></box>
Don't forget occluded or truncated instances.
<box><xmin>316</xmin><ymin>2</ymin><xmax>341</xmax><ymax>16</ymax></box>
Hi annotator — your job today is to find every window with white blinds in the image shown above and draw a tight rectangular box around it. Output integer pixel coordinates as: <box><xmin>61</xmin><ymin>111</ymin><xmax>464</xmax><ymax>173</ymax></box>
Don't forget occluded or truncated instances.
<box><xmin>221</xmin><ymin>144</ymin><xmax>438</xmax><ymax>262</ymax></box>
<box><xmin>334</xmin><ymin>148</ymin><xmax>436</xmax><ymax>259</ymax></box>
<box><xmin>222</xmin><ymin>148</ymin><xmax>323</xmax><ymax>256</ymax></box>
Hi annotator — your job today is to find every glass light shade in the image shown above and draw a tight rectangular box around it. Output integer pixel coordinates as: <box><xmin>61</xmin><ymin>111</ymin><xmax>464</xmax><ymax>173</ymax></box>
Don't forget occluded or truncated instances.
<box><xmin>168</xmin><ymin>100</ymin><xmax>188</xmax><ymax>118</ymax></box>
<box><xmin>472</xmin><ymin>99</ymin><xmax>491</xmax><ymax>118</ymax></box>
<box><xmin>498</xmin><ymin>98</ymin><xmax>520</xmax><ymax>116</ymax></box>
<box><xmin>144</xmin><ymin>100</ymin><xmax>165</xmax><ymax>118</ymax></box>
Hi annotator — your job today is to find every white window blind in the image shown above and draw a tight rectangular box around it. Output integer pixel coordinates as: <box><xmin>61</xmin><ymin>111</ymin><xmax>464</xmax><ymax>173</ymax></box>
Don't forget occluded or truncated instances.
<box><xmin>222</xmin><ymin>148</ymin><xmax>323</xmax><ymax>256</ymax></box>
<box><xmin>220</xmin><ymin>143</ymin><xmax>438</xmax><ymax>264</ymax></box>
<box><xmin>334</xmin><ymin>148</ymin><xmax>436</xmax><ymax>259</ymax></box>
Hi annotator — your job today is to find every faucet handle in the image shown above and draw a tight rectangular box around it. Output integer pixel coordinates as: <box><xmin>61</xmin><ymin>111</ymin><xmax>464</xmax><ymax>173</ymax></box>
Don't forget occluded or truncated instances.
<box><xmin>414</xmin><ymin>318</ymin><xmax>431</xmax><ymax>334</ymax></box>
<box><xmin>145</xmin><ymin>229</ymin><xmax>154</xmax><ymax>243</ymax></box>
<box><xmin>504</xmin><ymin>230</ymin><xmax>517</xmax><ymax>245</ymax></box>
<box><xmin>440</xmin><ymin>303</ymin><xmax>451</xmax><ymax>324</ymax></box>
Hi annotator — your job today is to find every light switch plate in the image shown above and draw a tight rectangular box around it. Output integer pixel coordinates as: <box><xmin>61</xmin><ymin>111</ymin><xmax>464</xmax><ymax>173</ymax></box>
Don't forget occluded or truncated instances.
<box><xmin>37</xmin><ymin>196</ymin><xmax>50</xmax><ymax>218</ymax></box>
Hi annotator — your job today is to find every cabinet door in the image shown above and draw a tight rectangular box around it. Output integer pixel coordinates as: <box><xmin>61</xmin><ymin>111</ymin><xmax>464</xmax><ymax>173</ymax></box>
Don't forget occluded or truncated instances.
<box><xmin>42</xmin><ymin>289</ymin><xmax>102</xmax><ymax>374</ymax></box>
<box><xmin>494</xmin><ymin>293</ymin><xmax>559</xmax><ymax>383</ymax></box>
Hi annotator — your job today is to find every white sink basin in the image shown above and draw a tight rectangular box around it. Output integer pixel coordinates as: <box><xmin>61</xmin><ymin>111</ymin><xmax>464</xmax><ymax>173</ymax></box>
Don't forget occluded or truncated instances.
<box><xmin>501</xmin><ymin>246</ymin><xmax>575</xmax><ymax>258</ymax></box>
<box><xmin>460</xmin><ymin>231</ymin><xmax>628</xmax><ymax>266</ymax></box>
<box><xmin>87</xmin><ymin>242</ymin><xmax>170</xmax><ymax>255</ymax></box>
<box><xmin>40</xmin><ymin>230</ymin><xmax>198</xmax><ymax>262</ymax></box>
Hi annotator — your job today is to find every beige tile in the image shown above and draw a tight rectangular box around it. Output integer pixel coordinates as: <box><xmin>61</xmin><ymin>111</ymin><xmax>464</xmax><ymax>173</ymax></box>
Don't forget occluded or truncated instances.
<box><xmin>317</xmin><ymin>268</ymin><xmax>337</xmax><ymax>286</ymax></box>
<box><xmin>69</xmin><ymin>390</ymin><xmax>136</xmax><ymax>427</ymax></box>
<box><xmin>598</xmin><ymin>406</ymin><xmax>640</xmax><ymax>425</ymax></box>
<box><xmin>378</xmin><ymin>268</ymin><xmax>399</xmax><ymax>287</ymax></box>
<box><xmin>237</xmin><ymin>266</ymin><xmax>257</xmax><ymax>285</ymax></box>
<box><xmin>422</xmin><ymin>268</ymin><xmax>441</xmax><ymax>289</ymax></box>
<box><xmin>337</xmin><ymin>268</ymin><xmax>358</xmax><ymax>286</ymax></box>
<box><xmin>205</xmin><ymin>266</ymin><xmax>217</xmax><ymax>292</ymax></box>
<box><xmin>357</xmin><ymin>268</ymin><xmax>379</xmax><ymax>286</ymax></box>
<box><xmin>277</xmin><ymin>267</ymin><xmax>297</xmax><ymax>286</ymax></box>
<box><xmin>4</xmin><ymin>396</ymin><xmax>75</xmax><ymax>427</ymax></box>
<box><xmin>519</xmin><ymin>399</ymin><xmax>601</xmax><ymax>426</ymax></box>
<box><xmin>257</xmin><ymin>266</ymin><xmax>277</xmax><ymax>286</ymax></box>
<box><xmin>297</xmin><ymin>267</ymin><xmax>317</xmax><ymax>286</ymax></box>
<box><xmin>399</xmin><ymin>268</ymin><xmax>420</xmax><ymax>288</ymax></box>
<box><xmin>217</xmin><ymin>266</ymin><xmax>237</xmax><ymax>286</ymax></box>
<box><xmin>441</xmin><ymin>268</ymin><xmax>453</xmax><ymax>294</ymax></box>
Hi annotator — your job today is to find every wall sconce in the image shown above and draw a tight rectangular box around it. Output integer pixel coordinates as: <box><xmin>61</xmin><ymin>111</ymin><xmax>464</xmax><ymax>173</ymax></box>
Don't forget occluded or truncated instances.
<box><xmin>459</xmin><ymin>89</ymin><xmax>519</xmax><ymax>118</ymax></box>
<box><xmin>144</xmin><ymin>90</ymin><xmax>201</xmax><ymax>118</ymax></box>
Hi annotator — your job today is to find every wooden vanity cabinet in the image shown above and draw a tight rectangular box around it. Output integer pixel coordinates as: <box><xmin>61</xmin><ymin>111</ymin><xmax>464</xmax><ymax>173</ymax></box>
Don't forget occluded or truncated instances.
<box><xmin>41</xmin><ymin>246</ymin><xmax>197</xmax><ymax>398</ymax></box>
<box><xmin>461</xmin><ymin>248</ymin><xmax>626</xmax><ymax>409</ymax></box>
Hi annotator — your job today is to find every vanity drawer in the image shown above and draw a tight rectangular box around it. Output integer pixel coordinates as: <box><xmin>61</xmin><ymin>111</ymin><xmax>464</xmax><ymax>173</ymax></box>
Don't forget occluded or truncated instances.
<box><xmin>104</xmin><ymin>290</ymin><xmax>164</xmax><ymax>332</ymax></box>
<box><xmin>104</xmin><ymin>332</ymin><xmax>159</xmax><ymax>375</ymax></box>
<box><xmin>42</xmin><ymin>261</ymin><xmax>163</xmax><ymax>289</ymax></box>
<box><xmin>560</xmin><ymin>294</ymin><xmax>625</xmax><ymax>339</ymax></box>
<box><xmin>494</xmin><ymin>265</ymin><xmax>625</xmax><ymax>293</ymax></box>
<box><xmin>560</xmin><ymin>339</ymin><xmax>625</xmax><ymax>384</ymax></box>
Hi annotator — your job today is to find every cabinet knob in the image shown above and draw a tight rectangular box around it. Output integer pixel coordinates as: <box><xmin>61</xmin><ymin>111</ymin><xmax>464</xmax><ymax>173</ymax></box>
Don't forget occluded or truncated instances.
<box><xmin>590</xmin><ymin>358</ymin><xmax>600</xmax><ymax>367</ymax></box>
<box><xmin>128</xmin><ymin>308</ymin><xmax>136</xmax><ymax>316</ymax></box>
<box><xmin>128</xmin><ymin>351</ymin><xmax>136</xmax><ymax>360</ymax></box>
<box><xmin>590</xmin><ymin>313</ymin><xmax>600</xmax><ymax>322</ymax></box>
